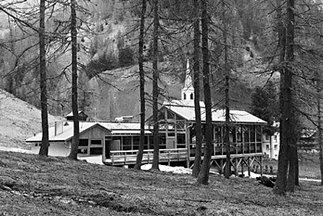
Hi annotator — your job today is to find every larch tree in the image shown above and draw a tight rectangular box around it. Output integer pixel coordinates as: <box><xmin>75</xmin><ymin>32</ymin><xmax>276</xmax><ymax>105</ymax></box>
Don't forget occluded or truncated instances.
<box><xmin>273</xmin><ymin>0</ymin><xmax>297</xmax><ymax>195</ymax></box>
<box><xmin>151</xmin><ymin>0</ymin><xmax>160</xmax><ymax>170</ymax></box>
<box><xmin>197</xmin><ymin>0</ymin><xmax>213</xmax><ymax>185</ymax></box>
<box><xmin>135</xmin><ymin>0</ymin><xmax>147</xmax><ymax>170</ymax></box>
<box><xmin>191</xmin><ymin>0</ymin><xmax>203</xmax><ymax>178</ymax></box>
<box><xmin>222</xmin><ymin>0</ymin><xmax>231</xmax><ymax>179</ymax></box>
<box><xmin>68</xmin><ymin>0</ymin><xmax>80</xmax><ymax>160</ymax></box>
<box><xmin>38</xmin><ymin>0</ymin><xmax>49</xmax><ymax>157</ymax></box>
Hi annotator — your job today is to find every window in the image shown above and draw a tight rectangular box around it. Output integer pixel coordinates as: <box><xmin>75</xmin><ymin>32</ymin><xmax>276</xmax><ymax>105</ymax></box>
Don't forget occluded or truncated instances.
<box><xmin>177</xmin><ymin>134</ymin><xmax>185</xmax><ymax>144</ymax></box>
<box><xmin>190</xmin><ymin>93</ymin><xmax>193</xmax><ymax>100</ymax></box>
<box><xmin>133</xmin><ymin>136</ymin><xmax>140</xmax><ymax>150</ymax></box>
<box><xmin>91</xmin><ymin>139</ymin><xmax>102</xmax><ymax>145</ymax></box>
<box><xmin>123</xmin><ymin>136</ymin><xmax>132</xmax><ymax>150</ymax></box>
<box><xmin>256</xmin><ymin>126</ymin><xmax>262</xmax><ymax>142</ymax></box>
<box><xmin>265</xmin><ymin>134</ymin><xmax>270</xmax><ymax>141</ymax></box>
<box><xmin>183</xmin><ymin>93</ymin><xmax>186</xmax><ymax>100</ymax></box>
<box><xmin>79</xmin><ymin>139</ymin><xmax>88</xmax><ymax>146</ymax></box>
<box><xmin>266</xmin><ymin>145</ymin><xmax>269</xmax><ymax>150</ymax></box>
<box><xmin>274</xmin><ymin>145</ymin><xmax>278</xmax><ymax>150</ymax></box>
<box><xmin>90</xmin><ymin>147</ymin><xmax>102</xmax><ymax>155</ymax></box>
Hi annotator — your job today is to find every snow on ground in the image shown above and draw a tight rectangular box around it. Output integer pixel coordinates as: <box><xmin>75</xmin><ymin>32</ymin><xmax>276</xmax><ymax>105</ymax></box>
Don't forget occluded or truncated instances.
<box><xmin>78</xmin><ymin>155</ymin><xmax>104</xmax><ymax>165</ymax></box>
<box><xmin>141</xmin><ymin>164</ymin><xmax>192</xmax><ymax>174</ymax></box>
<box><xmin>0</xmin><ymin>146</ymin><xmax>32</xmax><ymax>154</ymax></box>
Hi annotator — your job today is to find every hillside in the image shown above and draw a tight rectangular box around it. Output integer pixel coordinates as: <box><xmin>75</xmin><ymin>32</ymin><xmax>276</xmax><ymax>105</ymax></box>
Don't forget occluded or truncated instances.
<box><xmin>0</xmin><ymin>89</ymin><xmax>60</xmax><ymax>148</ymax></box>
<box><xmin>0</xmin><ymin>151</ymin><xmax>322</xmax><ymax>215</ymax></box>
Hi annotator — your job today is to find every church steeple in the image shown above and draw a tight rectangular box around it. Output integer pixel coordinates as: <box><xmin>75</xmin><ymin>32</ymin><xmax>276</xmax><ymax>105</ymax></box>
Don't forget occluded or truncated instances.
<box><xmin>181</xmin><ymin>59</ymin><xmax>195</xmax><ymax>101</ymax></box>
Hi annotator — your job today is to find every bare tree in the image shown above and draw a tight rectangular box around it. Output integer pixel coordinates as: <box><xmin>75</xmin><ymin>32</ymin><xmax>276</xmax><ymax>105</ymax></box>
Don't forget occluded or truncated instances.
<box><xmin>192</xmin><ymin>0</ymin><xmax>202</xmax><ymax>178</ymax></box>
<box><xmin>135</xmin><ymin>0</ymin><xmax>147</xmax><ymax>170</ymax></box>
<box><xmin>151</xmin><ymin>0</ymin><xmax>160</xmax><ymax>170</ymax></box>
<box><xmin>273</xmin><ymin>0</ymin><xmax>297</xmax><ymax>195</ymax></box>
<box><xmin>197</xmin><ymin>0</ymin><xmax>213</xmax><ymax>185</ymax></box>
<box><xmin>38</xmin><ymin>0</ymin><xmax>49</xmax><ymax>156</ymax></box>
<box><xmin>222</xmin><ymin>0</ymin><xmax>231</xmax><ymax>179</ymax></box>
<box><xmin>68</xmin><ymin>0</ymin><xmax>80</xmax><ymax>160</ymax></box>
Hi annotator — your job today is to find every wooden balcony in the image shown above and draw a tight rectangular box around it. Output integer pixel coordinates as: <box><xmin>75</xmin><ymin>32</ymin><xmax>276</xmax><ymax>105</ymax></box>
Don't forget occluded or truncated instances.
<box><xmin>103</xmin><ymin>148</ymin><xmax>188</xmax><ymax>166</ymax></box>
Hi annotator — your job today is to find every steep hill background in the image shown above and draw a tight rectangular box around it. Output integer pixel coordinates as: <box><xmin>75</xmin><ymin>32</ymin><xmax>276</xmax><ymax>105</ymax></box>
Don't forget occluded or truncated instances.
<box><xmin>0</xmin><ymin>0</ymin><xmax>286</xmax><ymax>122</ymax></box>
<box><xmin>0</xmin><ymin>89</ymin><xmax>60</xmax><ymax>148</ymax></box>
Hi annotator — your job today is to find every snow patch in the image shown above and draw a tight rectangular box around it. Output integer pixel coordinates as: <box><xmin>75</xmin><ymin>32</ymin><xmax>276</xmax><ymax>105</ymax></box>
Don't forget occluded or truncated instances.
<box><xmin>141</xmin><ymin>164</ymin><xmax>192</xmax><ymax>174</ymax></box>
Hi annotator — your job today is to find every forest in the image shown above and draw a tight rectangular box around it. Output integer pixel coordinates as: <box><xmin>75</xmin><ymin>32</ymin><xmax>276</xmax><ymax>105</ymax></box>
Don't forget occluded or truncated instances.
<box><xmin>0</xmin><ymin>0</ymin><xmax>323</xmax><ymax>196</ymax></box>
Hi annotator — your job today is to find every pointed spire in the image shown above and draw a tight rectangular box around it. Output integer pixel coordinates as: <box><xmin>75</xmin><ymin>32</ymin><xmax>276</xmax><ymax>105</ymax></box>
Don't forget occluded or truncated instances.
<box><xmin>181</xmin><ymin>59</ymin><xmax>195</xmax><ymax>101</ymax></box>
<box><xmin>184</xmin><ymin>59</ymin><xmax>193</xmax><ymax>89</ymax></box>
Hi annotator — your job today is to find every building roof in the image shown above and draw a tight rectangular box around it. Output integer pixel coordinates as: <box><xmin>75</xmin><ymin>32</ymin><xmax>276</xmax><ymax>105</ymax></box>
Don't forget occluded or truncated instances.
<box><xmin>26</xmin><ymin>122</ymin><xmax>152</xmax><ymax>143</ymax></box>
<box><xmin>65</xmin><ymin>110</ymin><xmax>87</xmax><ymax>117</ymax></box>
<box><xmin>163</xmin><ymin>101</ymin><xmax>266</xmax><ymax>124</ymax></box>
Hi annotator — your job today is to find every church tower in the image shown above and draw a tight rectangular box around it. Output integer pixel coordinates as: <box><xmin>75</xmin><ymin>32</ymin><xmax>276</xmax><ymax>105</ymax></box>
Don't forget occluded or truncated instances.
<box><xmin>181</xmin><ymin>59</ymin><xmax>195</xmax><ymax>101</ymax></box>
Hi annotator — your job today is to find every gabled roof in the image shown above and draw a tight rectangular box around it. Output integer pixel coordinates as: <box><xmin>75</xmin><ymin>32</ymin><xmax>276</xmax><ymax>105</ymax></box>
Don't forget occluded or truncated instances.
<box><xmin>26</xmin><ymin>122</ymin><xmax>152</xmax><ymax>143</ymax></box>
<box><xmin>163</xmin><ymin>100</ymin><xmax>266</xmax><ymax>124</ymax></box>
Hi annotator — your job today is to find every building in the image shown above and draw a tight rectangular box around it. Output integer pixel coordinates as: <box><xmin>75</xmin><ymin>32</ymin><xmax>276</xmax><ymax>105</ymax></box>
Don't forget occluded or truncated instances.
<box><xmin>261</xmin><ymin>122</ymin><xmax>280</xmax><ymax>160</ymax></box>
<box><xmin>26</xmin><ymin>60</ymin><xmax>268</xmax><ymax>174</ymax></box>
<box><xmin>26</xmin><ymin>121</ymin><xmax>152</xmax><ymax>158</ymax></box>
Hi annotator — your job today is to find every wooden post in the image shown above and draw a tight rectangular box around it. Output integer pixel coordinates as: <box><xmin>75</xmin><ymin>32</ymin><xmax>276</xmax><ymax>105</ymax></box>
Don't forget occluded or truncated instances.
<box><xmin>241</xmin><ymin>158</ymin><xmax>244</xmax><ymax>176</ymax></box>
<box><xmin>247</xmin><ymin>157</ymin><xmax>251</xmax><ymax>177</ymax></box>
<box><xmin>220</xmin><ymin>159</ymin><xmax>224</xmax><ymax>174</ymax></box>
<box><xmin>260</xmin><ymin>156</ymin><xmax>263</xmax><ymax>176</ymax></box>
<box><xmin>186</xmin><ymin>122</ymin><xmax>190</xmax><ymax>168</ymax></box>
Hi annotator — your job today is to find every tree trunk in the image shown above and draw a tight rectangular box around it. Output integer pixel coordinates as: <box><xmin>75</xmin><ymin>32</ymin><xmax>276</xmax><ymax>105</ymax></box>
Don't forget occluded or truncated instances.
<box><xmin>38</xmin><ymin>0</ymin><xmax>49</xmax><ymax>157</ymax></box>
<box><xmin>192</xmin><ymin>0</ymin><xmax>202</xmax><ymax>178</ymax></box>
<box><xmin>222</xmin><ymin>0</ymin><xmax>231</xmax><ymax>179</ymax></box>
<box><xmin>197</xmin><ymin>0</ymin><xmax>212</xmax><ymax>185</ymax></box>
<box><xmin>135</xmin><ymin>0</ymin><xmax>147</xmax><ymax>170</ymax></box>
<box><xmin>274</xmin><ymin>0</ymin><xmax>295</xmax><ymax>195</ymax></box>
<box><xmin>68</xmin><ymin>0</ymin><xmax>80</xmax><ymax>160</ymax></box>
<box><xmin>285</xmin><ymin>0</ymin><xmax>297</xmax><ymax>193</ymax></box>
<box><xmin>317</xmin><ymin>72</ymin><xmax>323</xmax><ymax>186</ymax></box>
<box><xmin>151</xmin><ymin>0</ymin><xmax>159</xmax><ymax>170</ymax></box>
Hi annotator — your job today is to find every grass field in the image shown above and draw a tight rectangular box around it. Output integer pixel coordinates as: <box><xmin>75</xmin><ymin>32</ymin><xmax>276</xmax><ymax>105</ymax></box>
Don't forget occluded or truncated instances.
<box><xmin>0</xmin><ymin>151</ymin><xmax>322</xmax><ymax>216</ymax></box>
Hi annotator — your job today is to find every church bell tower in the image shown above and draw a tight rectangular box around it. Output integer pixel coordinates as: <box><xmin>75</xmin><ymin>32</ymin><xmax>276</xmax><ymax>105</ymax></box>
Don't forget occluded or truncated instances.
<box><xmin>181</xmin><ymin>59</ymin><xmax>195</xmax><ymax>101</ymax></box>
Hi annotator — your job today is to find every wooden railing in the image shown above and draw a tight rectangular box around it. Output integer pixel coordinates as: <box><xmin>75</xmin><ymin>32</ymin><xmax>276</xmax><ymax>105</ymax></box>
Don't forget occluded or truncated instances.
<box><xmin>106</xmin><ymin>148</ymin><xmax>188</xmax><ymax>165</ymax></box>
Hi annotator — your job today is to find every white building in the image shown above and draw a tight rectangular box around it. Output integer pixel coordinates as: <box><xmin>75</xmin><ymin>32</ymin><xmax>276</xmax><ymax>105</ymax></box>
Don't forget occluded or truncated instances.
<box><xmin>262</xmin><ymin>122</ymin><xmax>280</xmax><ymax>160</ymax></box>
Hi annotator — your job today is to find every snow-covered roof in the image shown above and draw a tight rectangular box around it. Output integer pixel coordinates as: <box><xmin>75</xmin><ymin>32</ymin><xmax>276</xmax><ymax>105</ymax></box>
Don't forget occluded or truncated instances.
<box><xmin>163</xmin><ymin>101</ymin><xmax>266</xmax><ymax>124</ymax></box>
<box><xmin>26</xmin><ymin>122</ymin><xmax>151</xmax><ymax>143</ymax></box>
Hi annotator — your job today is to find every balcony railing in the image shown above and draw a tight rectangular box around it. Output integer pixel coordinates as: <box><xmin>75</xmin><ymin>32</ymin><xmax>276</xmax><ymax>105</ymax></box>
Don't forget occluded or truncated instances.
<box><xmin>104</xmin><ymin>148</ymin><xmax>188</xmax><ymax>165</ymax></box>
